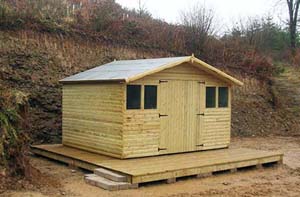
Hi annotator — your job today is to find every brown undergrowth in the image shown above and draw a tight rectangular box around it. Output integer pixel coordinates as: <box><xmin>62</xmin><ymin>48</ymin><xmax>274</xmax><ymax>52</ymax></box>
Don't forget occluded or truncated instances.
<box><xmin>0</xmin><ymin>86</ymin><xmax>61</xmax><ymax>193</ymax></box>
<box><xmin>1</xmin><ymin>29</ymin><xmax>299</xmax><ymax>141</ymax></box>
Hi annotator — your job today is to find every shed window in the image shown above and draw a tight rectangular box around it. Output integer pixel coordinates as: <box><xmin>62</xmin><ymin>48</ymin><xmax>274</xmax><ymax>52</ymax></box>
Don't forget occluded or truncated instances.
<box><xmin>126</xmin><ymin>85</ymin><xmax>141</xmax><ymax>109</ymax></box>
<box><xmin>218</xmin><ymin>87</ymin><xmax>229</xmax><ymax>107</ymax></box>
<box><xmin>206</xmin><ymin>87</ymin><xmax>216</xmax><ymax>108</ymax></box>
<box><xmin>144</xmin><ymin>85</ymin><xmax>157</xmax><ymax>109</ymax></box>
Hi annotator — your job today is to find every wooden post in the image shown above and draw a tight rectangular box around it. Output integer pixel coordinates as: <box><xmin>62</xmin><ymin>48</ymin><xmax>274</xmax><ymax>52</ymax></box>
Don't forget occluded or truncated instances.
<box><xmin>129</xmin><ymin>183</ymin><xmax>139</xmax><ymax>189</ymax></box>
<box><xmin>256</xmin><ymin>164</ymin><xmax>263</xmax><ymax>169</ymax></box>
<box><xmin>279</xmin><ymin>155</ymin><xmax>284</xmax><ymax>164</ymax></box>
<box><xmin>196</xmin><ymin>172</ymin><xmax>212</xmax><ymax>178</ymax></box>
<box><xmin>68</xmin><ymin>159</ymin><xmax>79</xmax><ymax>170</ymax></box>
<box><xmin>166</xmin><ymin>178</ymin><xmax>176</xmax><ymax>184</ymax></box>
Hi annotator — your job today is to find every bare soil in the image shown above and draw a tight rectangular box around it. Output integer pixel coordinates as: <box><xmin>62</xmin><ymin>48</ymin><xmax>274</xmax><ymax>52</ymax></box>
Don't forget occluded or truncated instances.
<box><xmin>1</xmin><ymin>136</ymin><xmax>300</xmax><ymax>197</ymax></box>
<box><xmin>231</xmin><ymin>66</ymin><xmax>300</xmax><ymax>137</ymax></box>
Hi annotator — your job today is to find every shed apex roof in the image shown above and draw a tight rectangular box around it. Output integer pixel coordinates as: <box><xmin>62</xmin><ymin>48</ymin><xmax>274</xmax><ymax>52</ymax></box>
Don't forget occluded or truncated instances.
<box><xmin>60</xmin><ymin>56</ymin><xmax>243</xmax><ymax>86</ymax></box>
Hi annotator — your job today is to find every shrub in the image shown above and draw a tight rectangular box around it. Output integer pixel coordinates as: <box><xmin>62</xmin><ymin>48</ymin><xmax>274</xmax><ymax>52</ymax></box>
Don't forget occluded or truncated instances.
<box><xmin>0</xmin><ymin>0</ymin><xmax>70</xmax><ymax>31</ymax></box>
<box><xmin>0</xmin><ymin>86</ymin><xmax>30</xmax><ymax>177</ymax></box>
<box><xmin>0</xmin><ymin>1</ymin><xmax>25</xmax><ymax>29</ymax></box>
<box><xmin>90</xmin><ymin>0</ymin><xmax>122</xmax><ymax>32</ymax></box>
<box><xmin>273</xmin><ymin>62</ymin><xmax>286</xmax><ymax>76</ymax></box>
<box><xmin>292</xmin><ymin>49</ymin><xmax>300</xmax><ymax>66</ymax></box>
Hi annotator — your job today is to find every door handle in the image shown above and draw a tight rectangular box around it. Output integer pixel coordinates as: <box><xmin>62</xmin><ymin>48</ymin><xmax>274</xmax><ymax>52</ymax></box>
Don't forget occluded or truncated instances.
<box><xmin>158</xmin><ymin>148</ymin><xmax>167</xmax><ymax>151</ymax></box>
<box><xmin>159</xmin><ymin>80</ymin><xmax>168</xmax><ymax>83</ymax></box>
<box><xmin>197</xmin><ymin>113</ymin><xmax>205</xmax><ymax>116</ymax></box>
<box><xmin>159</xmin><ymin>114</ymin><xmax>168</xmax><ymax>118</ymax></box>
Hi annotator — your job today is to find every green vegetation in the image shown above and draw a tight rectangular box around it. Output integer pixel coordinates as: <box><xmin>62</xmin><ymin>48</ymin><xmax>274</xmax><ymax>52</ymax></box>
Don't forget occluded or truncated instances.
<box><xmin>0</xmin><ymin>86</ymin><xmax>30</xmax><ymax>177</ymax></box>
<box><xmin>273</xmin><ymin>62</ymin><xmax>287</xmax><ymax>76</ymax></box>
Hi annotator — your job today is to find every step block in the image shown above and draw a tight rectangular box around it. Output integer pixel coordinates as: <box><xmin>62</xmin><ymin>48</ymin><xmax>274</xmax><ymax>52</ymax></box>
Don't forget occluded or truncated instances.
<box><xmin>85</xmin><ymin>174</ymin><xmax>138</xmax><ymax>191</ymax></box>
<box><xmin>94</xmin><ymin>168</ymin><xmax>128</xmax><ymax>182</ymax></box>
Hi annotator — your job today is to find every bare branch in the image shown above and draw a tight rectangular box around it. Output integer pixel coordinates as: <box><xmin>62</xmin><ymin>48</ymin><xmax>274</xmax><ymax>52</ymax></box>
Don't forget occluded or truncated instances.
<box><xmin>179</xmin><ymin>3</ymin><xmax>217</xmax><ymax>56</ymax></box>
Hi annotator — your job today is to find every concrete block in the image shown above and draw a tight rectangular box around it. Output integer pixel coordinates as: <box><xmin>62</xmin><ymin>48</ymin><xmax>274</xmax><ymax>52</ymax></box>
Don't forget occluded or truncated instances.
<box><xmin>94</xmin><ymin>168</ymin><xmax>128</xmax><ymax>182</ymax></box>
<box><xmin>85</xmin><ymin>174</ymin><xmax>136</xmax><ymax>191</ymax></box>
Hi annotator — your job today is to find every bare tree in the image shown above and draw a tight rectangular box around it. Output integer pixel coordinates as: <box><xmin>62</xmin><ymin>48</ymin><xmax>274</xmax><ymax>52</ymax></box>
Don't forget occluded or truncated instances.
<box><xmin>180</xmin><ymin>3</ymin><xmax>216</xmax><ymax>56</ymax></box>
<box><xmin>286</xmin><ymin>0</ymin><xmax>300</xmax><ymax>49</ymax></box>
<box><xmin>137</xmin><ymin>0</ymin><xmax>150</xmax><ymax>17</ymax></box>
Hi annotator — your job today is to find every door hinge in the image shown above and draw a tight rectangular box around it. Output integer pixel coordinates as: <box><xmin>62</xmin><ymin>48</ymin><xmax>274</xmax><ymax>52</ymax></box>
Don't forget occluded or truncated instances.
<box><xmin>158</xmin><ymin>147</ymin><xmax>167</xmax><ymax>151</ymax></box>
<box><xmin>159</xmin><ymin>114</ymin><xmax>168</xmax><ymax>118</ymax></box>
<box><xmin>196</xmin><ymin>144</ymin><xmax>204</xmax><ymax>147</ymax></box>
<box><xmin>159</xmin><ymin>80</ymin><xmax>168</xmax><ymax>83</ymax></box>
<box><xmin>197</xmin><ymin>113</ymin><xmax>205</xmax><ymax>116</ymax></box>
<box><xmin>198</xmin><ymin>81</ymin><xmax>205</xmax><ymax>84</ymax></box>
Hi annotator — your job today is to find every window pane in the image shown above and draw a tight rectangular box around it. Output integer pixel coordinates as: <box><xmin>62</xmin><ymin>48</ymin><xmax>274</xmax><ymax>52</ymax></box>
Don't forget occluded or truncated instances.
<box><xmin>126</xmin><ymin>85</ymin><xmax>141</xmax><ymax>109</ymax></box>
<box><xmin>206</xmin><ymin>87</ymin><xmax>216</xmax><ymax>108</ymax></box>
<box><xmin>144</xmin><ymin>85</ymin><xmax>157</xmax><ymax>109</ymax></box>
<box><xmin>218</xmin><ymin>87</ymin><xmax>229</xmax><ymax>107</ymax></box>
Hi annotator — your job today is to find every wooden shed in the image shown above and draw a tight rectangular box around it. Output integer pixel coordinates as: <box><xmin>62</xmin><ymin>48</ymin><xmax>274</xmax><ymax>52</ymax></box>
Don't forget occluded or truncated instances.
<box><xmin>60</xmin><ymin>56</ymin><xmax>243</xmax><ymax>159</ymax></box>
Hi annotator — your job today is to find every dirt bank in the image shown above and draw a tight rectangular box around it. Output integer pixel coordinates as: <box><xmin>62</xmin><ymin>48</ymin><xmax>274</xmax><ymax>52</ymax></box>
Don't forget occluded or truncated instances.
<box><xmin>2</xmin><ymin>30</ymin><xmax>299</xmax><ymax>144</ymax></box>
<box><xmin>2</xmin><ymin>136</ymin><xmax>300</xmax><ymax>197</ymax></box>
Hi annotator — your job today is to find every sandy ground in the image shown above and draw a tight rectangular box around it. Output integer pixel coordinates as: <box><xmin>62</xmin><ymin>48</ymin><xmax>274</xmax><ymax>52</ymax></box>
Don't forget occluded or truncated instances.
<box><xmin>2</xmin><ymin>136</ymin><xmax>300</xmax><ymax>197</ymax></box>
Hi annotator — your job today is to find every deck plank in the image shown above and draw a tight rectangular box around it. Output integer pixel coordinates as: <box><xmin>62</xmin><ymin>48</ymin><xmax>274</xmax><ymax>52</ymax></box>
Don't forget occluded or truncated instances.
<box><xmin>31</xmin><ymin>144</ymin><xmax>283</xmax><ymax>184</ymax></box>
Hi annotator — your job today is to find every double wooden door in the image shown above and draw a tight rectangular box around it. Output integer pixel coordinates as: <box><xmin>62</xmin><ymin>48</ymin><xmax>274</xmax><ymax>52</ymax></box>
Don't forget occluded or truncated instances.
<box><xmin>158</xmin><ymin>80</ymin><xmax>205</xmax><ymax>154</ymax></box>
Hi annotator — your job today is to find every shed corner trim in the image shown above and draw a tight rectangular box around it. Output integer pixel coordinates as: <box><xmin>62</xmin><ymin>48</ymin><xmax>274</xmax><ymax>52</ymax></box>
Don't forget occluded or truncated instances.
<box><xmin>191</xmin><ymin>57</ymin><xmax>244</xmax><ymax>86</ymax></box>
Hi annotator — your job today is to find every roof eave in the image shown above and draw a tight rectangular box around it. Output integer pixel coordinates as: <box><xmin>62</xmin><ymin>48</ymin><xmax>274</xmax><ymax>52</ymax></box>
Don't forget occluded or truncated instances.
<box><xmin>191</xmin><ymin>57</ymin><xmax>244</xmax><ymax>86</ymax></box>
<box><xmin>59</xmin><ymin>79</ymin><xmax>126</xmax><ymax>84</ymax></box>
<box><xmin>58</xmin><ymin>56</ymin><xmax>243</xmax><ymax>86</ymax></box>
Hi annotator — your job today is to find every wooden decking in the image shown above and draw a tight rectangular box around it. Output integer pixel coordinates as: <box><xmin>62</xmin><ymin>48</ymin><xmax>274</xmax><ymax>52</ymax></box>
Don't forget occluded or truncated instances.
<box><xmin>31</xmin><ymin>144</ymin><xmax>283</xmax><ymax>184</ymax></box>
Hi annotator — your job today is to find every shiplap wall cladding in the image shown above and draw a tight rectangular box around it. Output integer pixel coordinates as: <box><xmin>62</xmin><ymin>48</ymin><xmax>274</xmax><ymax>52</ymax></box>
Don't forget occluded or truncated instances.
<box><xmin>60</xmin><ymin>56</ymin><xmax>243</xmax><ymax>159</ymax></box>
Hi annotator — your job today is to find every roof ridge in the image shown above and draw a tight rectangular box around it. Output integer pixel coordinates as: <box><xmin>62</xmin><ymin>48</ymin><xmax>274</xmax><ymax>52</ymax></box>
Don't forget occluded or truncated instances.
<box><xmin>113</xmin><ymin>56</ymin><xmax>189</xmax><ymax>62</ymax></box>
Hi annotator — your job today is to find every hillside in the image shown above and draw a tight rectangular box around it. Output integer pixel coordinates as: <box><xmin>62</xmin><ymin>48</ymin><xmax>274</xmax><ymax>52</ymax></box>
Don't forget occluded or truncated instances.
<box><xmin>232</xmin><ymin>67</ymin><xmax>300</xmax><ymax>137</ymax></box>
<box><xmin>0</xmin><ymin>0</ymin><xmax>299</xmax><ymax>143</ymax></box>
<box><xmin>271</xmin><ymin>66</ymin><xmax>300</xmax><ymax>133</ymax></box>
<box><xmin>0</xmin><ymin>29</ymin><xmax>173</xmax><ymax>143</ymax></box>
<box><xmin>1</xmin><ymin>29</ymin><xmax>299</xmax><ymax>144</ymax></box>
<box><xmin>1</xmin><ymin>1</ymin><xmax>300</xmax><ymax>194</ymax></box>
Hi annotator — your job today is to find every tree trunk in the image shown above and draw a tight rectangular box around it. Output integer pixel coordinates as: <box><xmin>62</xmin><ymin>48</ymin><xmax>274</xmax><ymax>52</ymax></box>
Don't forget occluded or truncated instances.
<box><xmin>287</xmin><ymin>0</ymin><xmax>300</xmax><ymax>50</ymax></box>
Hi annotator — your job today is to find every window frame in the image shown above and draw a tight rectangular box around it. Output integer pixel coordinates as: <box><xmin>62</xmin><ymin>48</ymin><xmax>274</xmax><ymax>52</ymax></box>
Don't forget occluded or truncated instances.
<box><xmin>125</xmin><ymin>83</ymin><xmax>159</xmax><ymax>111</ymax></box>
<box><xmin>205</xmin><ymin>85</ymin><xmax>230</xmax><ymax>109</ymax></box>
<box><xmin>205</xmin><ymin>86</ymin><xmax>217</xmax><ymax>108</ymax></box>
<box><xmin>218</xmin><ymin>87</ymin><xmax>229</xmax><ymax>108</ymax></box>
<box><xmin>144</xmin><ymin>85</ymin><xmax>158</xmax><ymax>110</ymax></box>
<box><xmin>126</xmin><ymin>84</ymin><xmax>142</xmax><ymax>110</ymax></box>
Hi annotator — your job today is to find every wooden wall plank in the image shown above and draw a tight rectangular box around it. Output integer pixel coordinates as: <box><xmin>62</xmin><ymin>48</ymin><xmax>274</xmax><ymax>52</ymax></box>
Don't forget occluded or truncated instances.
<box><xmin>62</xmin><ymin>83</ymin><xmax>124</xmax><ymax>158</ymax></box>
<box><xmin>122</xmin><ymin>62</ymin><xmax>232</xmax><ymax>158</ymax></box>
<box><xmin>62</xmin><ymin>62</ymin><xmax>233</xmax><ymax>158</ymax></box>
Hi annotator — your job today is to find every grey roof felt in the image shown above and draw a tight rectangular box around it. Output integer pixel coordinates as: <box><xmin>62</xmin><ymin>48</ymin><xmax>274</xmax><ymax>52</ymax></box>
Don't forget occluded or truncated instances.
<box><xmin>60</xmin><ymin>56</ymin><xmax>189</xmax><ymax>83</ymax></box>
